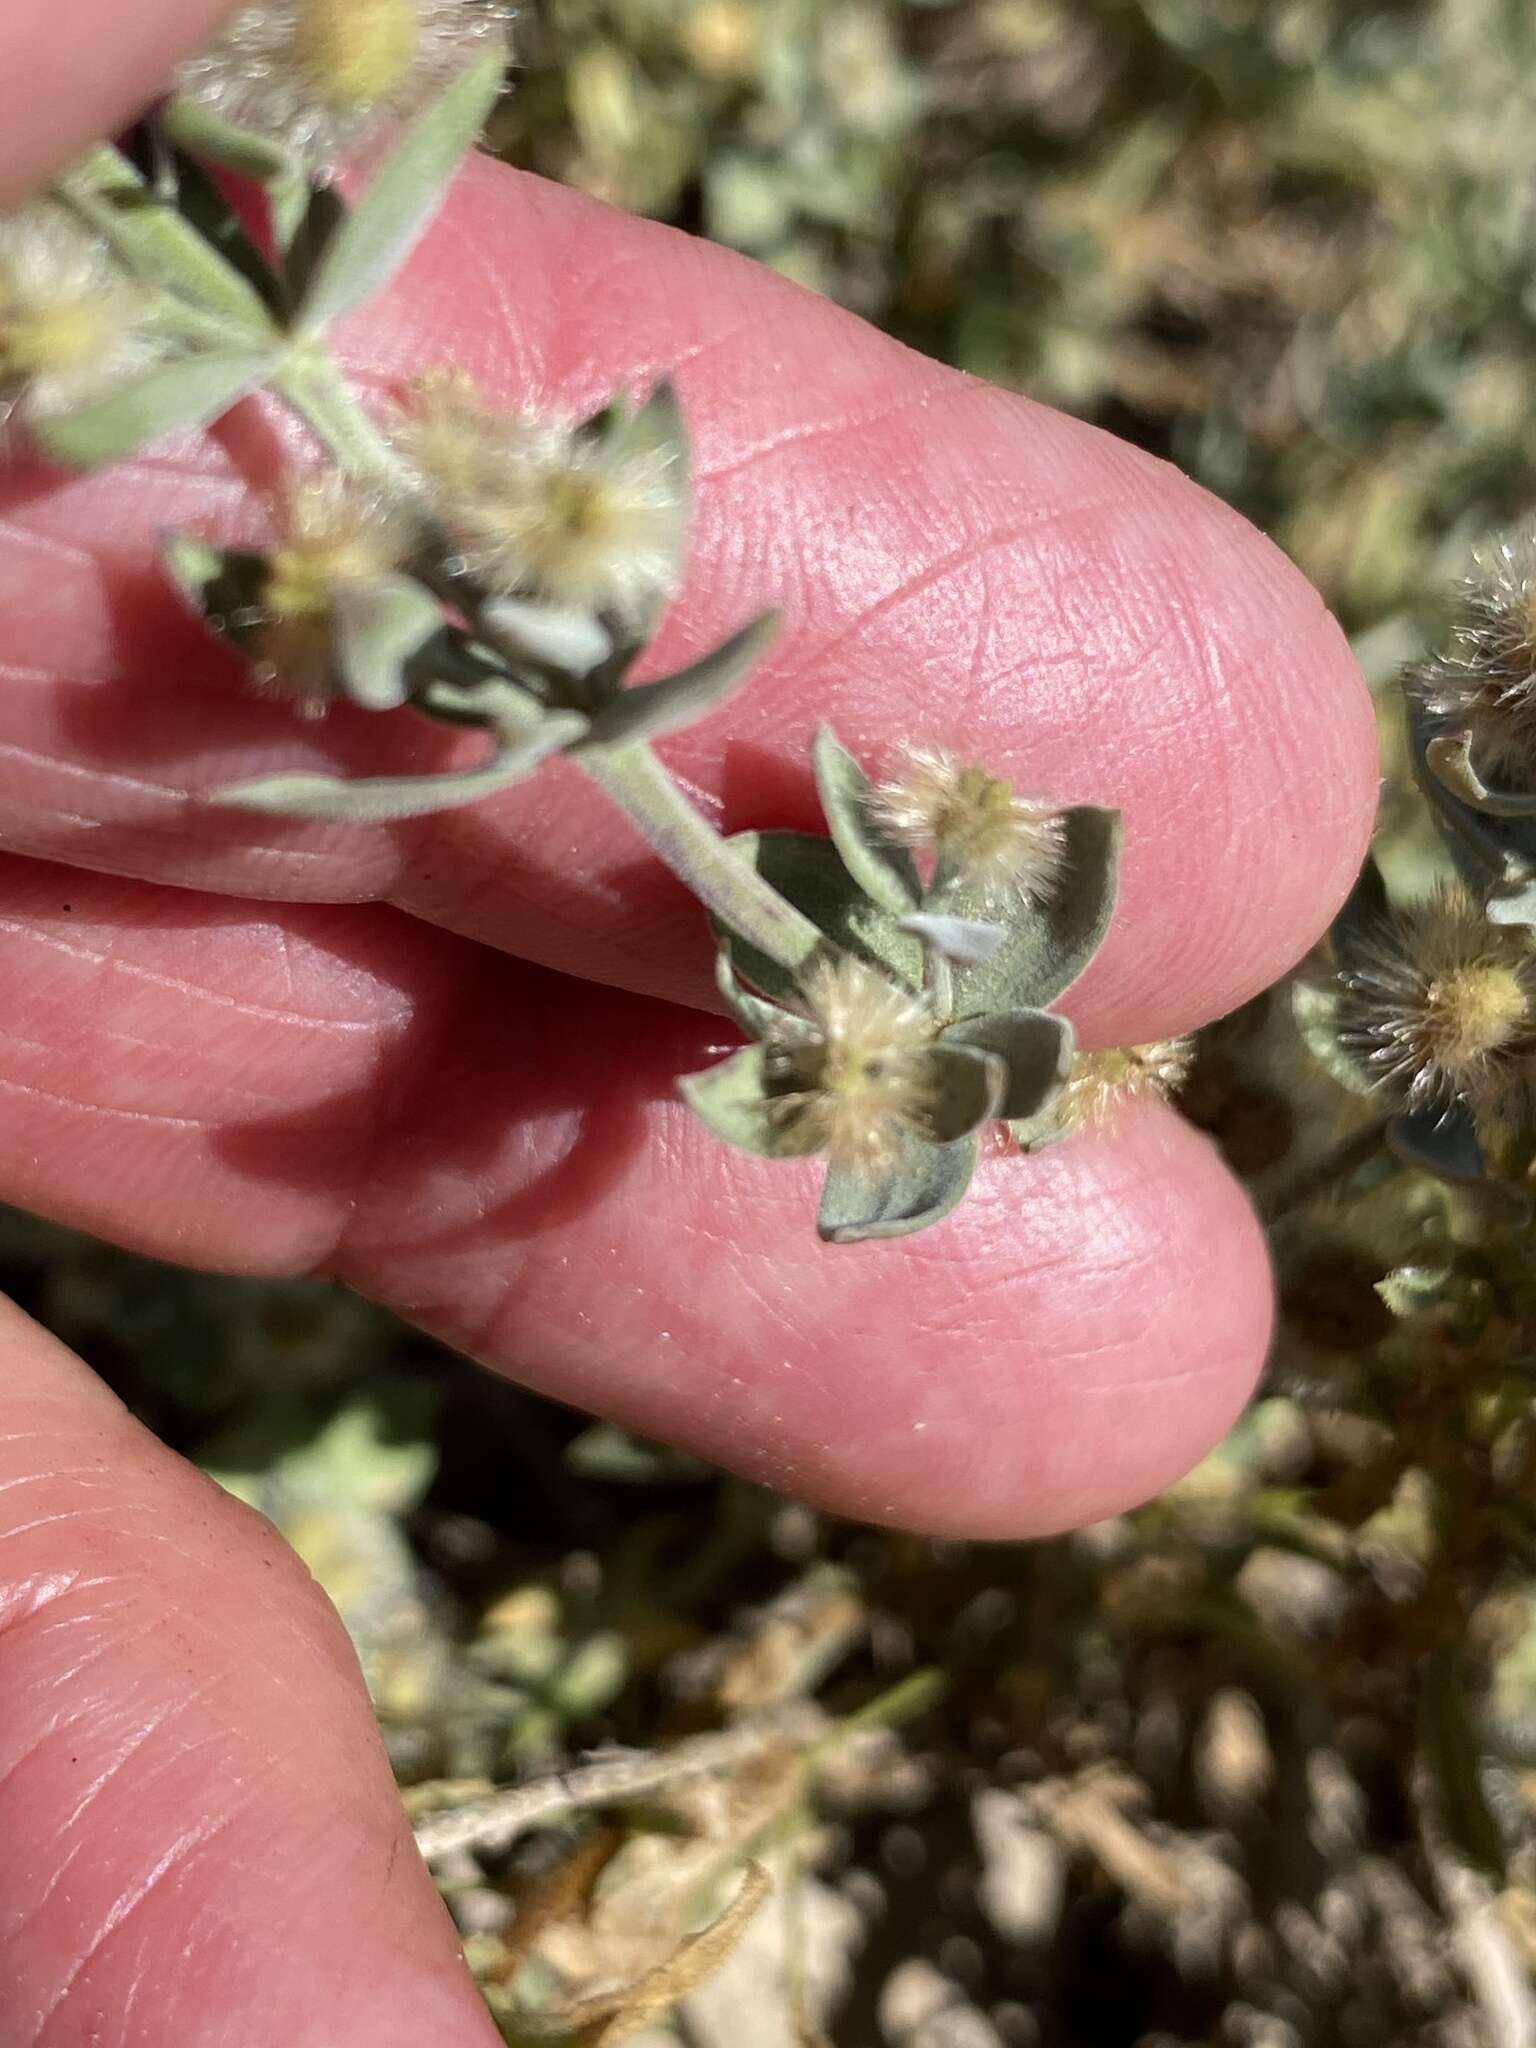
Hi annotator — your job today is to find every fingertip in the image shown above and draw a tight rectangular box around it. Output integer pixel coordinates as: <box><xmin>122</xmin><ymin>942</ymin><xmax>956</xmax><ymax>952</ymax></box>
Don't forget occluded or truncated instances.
<box><xmin>1051</xmin><ymin>480</ymin><xmax>1380</xmax><ymax>1042</ymax></box>
<box><xmin>0</xmin><ymin>0</ymin><xmax>236</xmax><ymax>206</ymax></box>
<box><xmin>0</xmin><ymin>1297</ymin><xmax>502</xmax><ymax>2048</ymax></box>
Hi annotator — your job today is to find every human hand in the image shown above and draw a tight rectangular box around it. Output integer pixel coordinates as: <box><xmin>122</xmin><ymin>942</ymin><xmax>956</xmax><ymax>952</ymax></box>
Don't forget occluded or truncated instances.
<box><xmin>0</xmin><ymin>8</ymin><xmax>1378</xmax><ymax>2040</ymax></box>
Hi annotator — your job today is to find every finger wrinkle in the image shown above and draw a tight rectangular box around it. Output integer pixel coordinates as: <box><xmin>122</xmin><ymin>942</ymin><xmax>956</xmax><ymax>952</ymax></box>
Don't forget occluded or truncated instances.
<box><xmin>29</xmin><ymin>1814</ymin><xmax>239</xmax><ymax>2048</ymax></box>
<box><xmin>0</xmin><ymin>515</ymin><xmax>98</xmax><ymax>578</ymax></box>
<box><xmin>0</xmin><ymin>733</ymin><xmax>189</xmax><ymax>803</ymax></box>
<box><xmin>696</xmin><ymin>379</ymin><xmax>938</xmax><ymax>489</ymax></box>
<box><xmin>0</xmin><ymin>917</ymin><xmax>387</xmax><ymax>1035</ymax></box>
<box><xmin>0</xmin><ymin>1567</ymin><xmax>101</xmax><ymax>1631</ymax></box>
<box><xmin>0</xmin><ymin>1071</ymin><xmax>224</xmax><ymax>1133</ymax></box>
<box><xmin>800</xmin><ymin>488</ymin><xmax>1140</xmax><ymax>676</ymax></box>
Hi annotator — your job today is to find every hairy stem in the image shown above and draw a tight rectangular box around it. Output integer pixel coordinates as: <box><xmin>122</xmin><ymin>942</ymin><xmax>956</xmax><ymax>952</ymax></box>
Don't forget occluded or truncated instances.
<box><xmin>581</xmin><ymin>742</ymin><xmax>826</xmax><ymax>976</ymax></box>
<box><xmin>271</xmin><ymin>342</ymin><xmax>414</xmax><ymax>493</ymax></box>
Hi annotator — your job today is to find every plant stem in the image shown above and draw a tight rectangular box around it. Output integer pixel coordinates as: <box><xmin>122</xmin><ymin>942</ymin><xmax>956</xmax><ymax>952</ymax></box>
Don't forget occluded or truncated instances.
<box><xmin>582</xmin><ymin>742</ymin><xmax>826</xmax><ymax>976</ymax></box>
<box><xmin>929</xmin><ymin>953</ymin><xmax>955</xmax><ymax>1024</ymax></box>
<box><xmin>273</xmin><ymin>343</ymin><xmax>826</xmax><ymax>981</ymax></box>
<box><xmin>271</xmin><ymin>343</ymin><xmax>414</xmax><ymax>494</ymax></box>
<box><xmin>412</xmin><ymin>1707</ymin><xmax>826</xmax><ymax>1862</ymax></box>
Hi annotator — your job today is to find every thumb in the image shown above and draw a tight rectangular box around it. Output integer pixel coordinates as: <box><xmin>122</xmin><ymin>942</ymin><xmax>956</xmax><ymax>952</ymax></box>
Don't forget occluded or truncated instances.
<box><xmin>0</xmin><ymin>1294</ymin><xmax>499</xmax><ymax>2046</ymax></box>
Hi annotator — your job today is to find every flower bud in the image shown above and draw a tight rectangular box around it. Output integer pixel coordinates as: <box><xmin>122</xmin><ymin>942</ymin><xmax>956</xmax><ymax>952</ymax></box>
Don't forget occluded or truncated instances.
<box><xmin>764</xmin><ymin>955</ymin><xmax>938</xmax><ymax>1172</ymax></box>
<box><xmin>176</xmin><ymin>0</ymin><xmax>512</xmax><ymax>171</ymax></box>
<box><xmin>867</xmin><ymin>746</ymin><xmax>1067</xmax><ymax>904</ymax></box>
<box><xmin>253</xmin><ymin>473</ymin><xmax>417</xmax><ymax>710</ymax></box>
<box><xmin>393</xmin><ymin>376</ymin><xmax>687</xmax><ymax>628</ymax></box>
<box><xmin>0</xmin><ymin>205</ymin><xmax>161</xmax><ymax>448</ymax></box>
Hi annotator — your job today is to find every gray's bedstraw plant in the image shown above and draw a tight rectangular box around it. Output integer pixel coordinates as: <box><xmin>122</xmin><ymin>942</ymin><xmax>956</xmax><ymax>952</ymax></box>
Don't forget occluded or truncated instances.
<box><xmin>4</xmin><ymin>0</ymin><xmax>1144</xmax><ymax>1243</ymax></box>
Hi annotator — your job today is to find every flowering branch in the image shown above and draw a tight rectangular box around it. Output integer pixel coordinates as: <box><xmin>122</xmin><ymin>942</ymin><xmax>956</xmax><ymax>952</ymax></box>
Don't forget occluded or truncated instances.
<box><xmin>0</xmin><ymin>0</ymin><xmax>1148</xmax><ymax>1242</ymax></box>
<box><xmin>1301</xmin><ymin>531</ymin><xmax>1536</xmax><ymax>1198</ymax></box>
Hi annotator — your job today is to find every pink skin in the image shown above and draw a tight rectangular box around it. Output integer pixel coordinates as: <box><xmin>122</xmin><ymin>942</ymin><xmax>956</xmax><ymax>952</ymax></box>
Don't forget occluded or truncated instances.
<box><xmin>0</xmin><ymin>0</ymin><xmax>241</xmax><ymax>207</ymax></box>
<box><xmin>0</xmin><ymin>21</ymin><xmax>1378</xmax><ymax>2046</ymax></box>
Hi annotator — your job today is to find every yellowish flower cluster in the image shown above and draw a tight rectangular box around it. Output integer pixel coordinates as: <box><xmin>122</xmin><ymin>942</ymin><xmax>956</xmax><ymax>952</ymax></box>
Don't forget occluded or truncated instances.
<box><xmin>1059</xmin><ymin>1040</ymin><xmax>1193</xmax><ymax>1132</ymax></box>
<box><xmin>255</xmin><ymin>474</ymin><xmax>417</xmax><ymax>711</ymax></box>
<box><xmin>176</xmin><ymin>0</ymin><xmax>512</xmax><ymax>171</ymax></box>
<box><xmin>394</xmin><ymin>374</ymin><xmax>687</xmax><ymax>628</ymax></box>
<box><xmin>868</xmin><ymin>745</ymin><xmax>1068</xmax><ymax>905</ymax></box>
<box><xmin>765</xmin><ymin>955</ymin><xmax>938</xmax><ymax>1173</ymax></box>
<box><xmin>0</xmin><ymin>205</ymin><xmax>160</xmax><ymax>448</ymax></box>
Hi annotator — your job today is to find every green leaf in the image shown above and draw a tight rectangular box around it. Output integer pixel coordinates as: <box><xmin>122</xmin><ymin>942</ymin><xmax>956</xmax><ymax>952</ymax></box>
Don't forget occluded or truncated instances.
<box><xmin>482</xmin><ymin>597</ymin><xmax>613</xmax><ymax>677</ymax></box>
<box><xmin>1421</xmin><ymin>1646</ymin><xmax>1508</xmax><ymax>1882</ymax></box>
<box><xmin>1426</xmin><ymin>730</ymin><xmax>1536</xmax><ymax>816</ymax></box>
<box><xmin>331</xmin><ymin>576</ymin><xmax>445</xmax><ymax>711</ymax></box>
<box><xmin>1007</xmin><ymin>1101</ymin><xmax>1073</xmax><ymax>1154</ymax></box>
<box><xmin>32</xmin><ymin>350</ymin><xmax>277</xmax><ymax>468</ymax></box>
<box><xmin>159</xmin><ymin>96</ymin><xmax>301</xmax><ymax>184</ymax></box>
<box><xmin>713</xmin><ymin>947</ymin><xmax>802</xmax><ymax>1044</ymax></box>
<box><xmin>1328</xmin><ymin>854</ymin><xmax>1393</xmax><ymax>968</ymax></box>
<box><xmin>946</xmin><ymin>805</ymin><xmax>1122</xmax><ymax>1018</ymax></box>
<box><xmin>1376</xmin><ymin>1264</ymin><xmax>1455</xmax><ymax>1319</ymax></box>
<box><xmin>296</xmin><ymin>51</ymin><xmax>506</xmax><ymax>333</ymax></box>
<box><xmin>717</xmin><ymin>831</ymin><xmax>922</xmax><ymax>1003</ymax></box>
<box><xmin>1488</xmin><ymin>876</ymin><xmax>1536</xmax><ymax>927</ymax></box>
<box><xmin>1292</xmin><ymin>980</ymin><xmax>1376</xmax><ymax>1099</ymax></box>
<box><xmin>162</xmin><ymin>534</ymin><xmax>270</xmax><ymax>651</ymax></box>
<box><xmin>211</xmin><ymin>710</ymin><xmax>587</xmax><ymax>823</ymax></box>
<box><xmin>1387</xmin><ymin>1106</ymin><xmax>1488</xmax><ymax>1184</ymax></box>
<box><xmin>678</xmin><ymin>1044</ymin><xmax>784</xmax><ymax>1158</ymax></box>
<box><xmin>919</xmin><ymin>1044</ymin><xmax>1007</xmax><ymax>1143</ymax></box>
<box><xmin>606</xmin><ymin>379</ymin><xmax>687</xmax><ymax>474</ymax></box>
<box><xmin>944</xmin><ymin>1009</ymin><xmax>1074</xmax><ymax>1120</ymax></box>
<box><xmin>202</xmin><ymin>1382</ymin><xmax>440</xmax><ymax>1514</ymax></box>
<box><xmin>54</xmin><ymin>143</ymin><xmax>279</xmax><ymax>338</ymax></box>
<box><xmin>1406</xmin><ymin>690</ymin><xmax>1529</xmax><ymax>892</ymax></box>
<box><xmin>582</xmin><ymin>382</ymin><xmax>692</xmax><ymax>651</ymax></box>
<box><xmin>813</xmin><ymin>724</ymin><xmax>921</xmax><ymax>915</ymax></box>
<box><xmin>564</xmin><ymin>1425</ymin><xmax>712</xmax><ymax>1486</ymax></box>
<box><xmin>817</xmin><ymin>1132</ymin><xmax>978</xmax><ymax>1245</ymax></box>
<box><xmin>581</xmin><ymin>611</ymin><xmax>781</xmax><ymax>748</ymax></box>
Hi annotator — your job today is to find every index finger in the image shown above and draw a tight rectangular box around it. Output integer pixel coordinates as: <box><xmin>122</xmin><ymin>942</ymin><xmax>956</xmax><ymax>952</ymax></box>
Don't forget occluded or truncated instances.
<box><xmin>0</xmin><ymin>0</ymin><xmax>235</xmax><ymax>204</ymax></box>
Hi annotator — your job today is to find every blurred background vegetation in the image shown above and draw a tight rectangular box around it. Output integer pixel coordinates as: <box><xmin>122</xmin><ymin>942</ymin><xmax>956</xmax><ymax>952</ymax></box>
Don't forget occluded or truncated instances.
<box><xmin>27</xmin><ymin>3</ymin><xmax>1536</xmax><ymax>2040</ymax></box>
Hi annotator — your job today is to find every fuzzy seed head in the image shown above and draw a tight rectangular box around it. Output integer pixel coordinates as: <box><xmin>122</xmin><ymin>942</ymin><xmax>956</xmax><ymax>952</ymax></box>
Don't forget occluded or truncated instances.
<box><xmin>1415</xmin><ymin>525</ymin><xmax>1536</xmax><ymax>784</ymax></box>
<box><xmin>1061</xmin><ymin>1039</ymin><xmax>1194</xmax><ymax>1132</ymax></box>
<box><xmin>765</xmin><ymin>956</ymin><xmax>937</xmax><ymax>1172</ymax></box>
<box><xmin>394</xmin><ymin>377</ymin><xmax>686</xmax><ymax>626</ymax></box>
<box><xmin>868</xmin><ymin>747</ymin><xmax>1068</xmax><ymax>903</ymax></box>
<box><xmin>0</xmin><ymin>205</ymin><xmax>159</xmax><ymax>444</ymax></box>
<box><xmin>1336</xmin><ymin>884</ymin><xmax>1536</xmax><ymax>1113</ymax></box>
<box><xmin>176</xmin><ymin>0</ymin><xmax>510</xmax><ymax>171</ymax></box>
<box><xmin>254</xmin><ymin>473</ymin><xmax>415</xmax><ymax>710</ymax></box>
